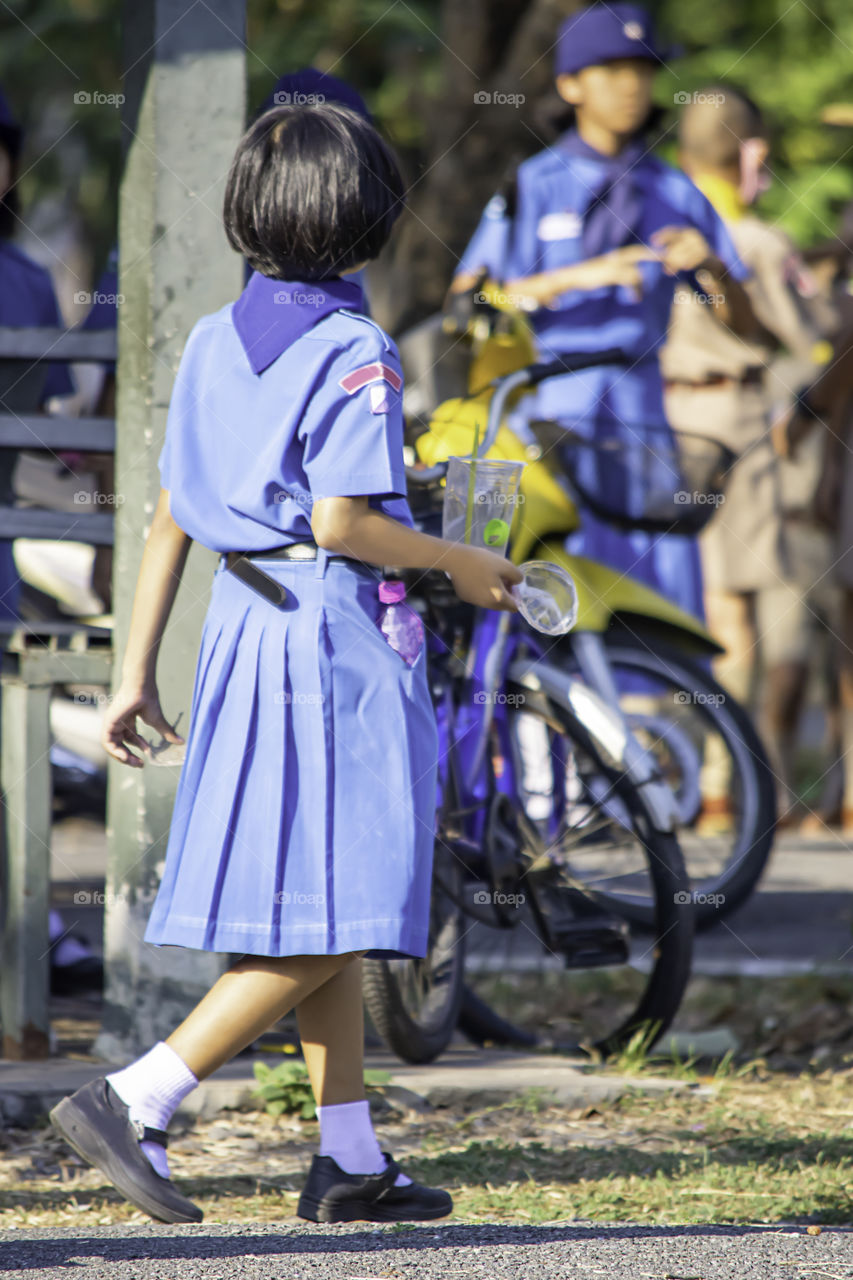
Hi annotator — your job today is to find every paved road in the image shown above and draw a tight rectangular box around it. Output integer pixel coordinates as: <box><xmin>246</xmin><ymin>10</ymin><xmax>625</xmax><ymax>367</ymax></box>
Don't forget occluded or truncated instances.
<box><xmin>3</xmin><ymin>1221</ymin><xmax>851</xmax><ymax>1279</ymax></box>
<box><xmin>52</xmin><ymin>823</ymin><xmax>853</xmax><ymax>977</ymax></box>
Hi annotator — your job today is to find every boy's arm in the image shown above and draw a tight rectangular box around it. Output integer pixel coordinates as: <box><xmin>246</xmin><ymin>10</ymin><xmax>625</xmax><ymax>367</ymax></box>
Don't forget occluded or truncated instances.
<box><xmin>450</xmin><ymin>247</ymin><xmax>658</xmax><ymax>309</ymax></box>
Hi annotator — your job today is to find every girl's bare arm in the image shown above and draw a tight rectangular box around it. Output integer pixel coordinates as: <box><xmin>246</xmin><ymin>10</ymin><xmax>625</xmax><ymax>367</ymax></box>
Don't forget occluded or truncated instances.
<box><xmin>311</xmin><ymin>496</ymin><xmax>522</xmax><ymax>611</ymax></box>
<box><xmin>102</xmin><ymin>488</ymin><xmax>192</xmax><ymax>766</ymax></box>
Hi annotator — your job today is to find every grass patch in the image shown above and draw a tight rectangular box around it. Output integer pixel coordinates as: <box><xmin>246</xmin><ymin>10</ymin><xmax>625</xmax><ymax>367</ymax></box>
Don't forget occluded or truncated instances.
<box><xmin>5</xmin><ymin>1065</ymin><xmax>853</xmax><ymax>1228</ymax></box>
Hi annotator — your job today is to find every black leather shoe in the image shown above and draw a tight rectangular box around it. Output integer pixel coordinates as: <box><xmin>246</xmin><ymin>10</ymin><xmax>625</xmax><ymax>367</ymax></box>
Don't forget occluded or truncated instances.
<box><xmin>49</xmin><ymin>1077</ymin><xmax>203</xmax><ymax>1224</ymax></box>
<box><xmin>297</xmin><ymin>1151</ymin><xmax>452</xmax><ymax>1223</ymax></box>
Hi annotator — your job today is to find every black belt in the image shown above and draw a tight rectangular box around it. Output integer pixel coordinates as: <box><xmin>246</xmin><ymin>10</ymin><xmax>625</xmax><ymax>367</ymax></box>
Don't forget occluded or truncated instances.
<box><xmin>223</xmin><ymin>543</ymin><xmax>368</xmax><ymax>608</ymax></box>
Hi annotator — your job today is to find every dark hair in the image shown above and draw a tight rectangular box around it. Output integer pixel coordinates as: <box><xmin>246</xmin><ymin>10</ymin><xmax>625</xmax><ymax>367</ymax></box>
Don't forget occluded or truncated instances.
<box><xmin>223</xmin><ymin>103</ymin><xmax>405</xmax><ymax>280</ymax></box>
<box><xmin>0</xmin><ymin>138</ymin><xmax>19</xmax><ymax>241</ymax></box>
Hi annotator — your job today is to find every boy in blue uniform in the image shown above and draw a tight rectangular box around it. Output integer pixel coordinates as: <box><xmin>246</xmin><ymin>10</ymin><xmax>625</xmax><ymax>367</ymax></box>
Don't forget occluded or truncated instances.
<box><xmin>50</xmin><ymin>102</ymin><xmax>521</xmax><ymax>1226</ymax></box>
<box><xmin>451</xmin><ymin>4</ymin><xmax>758</xmax><ymax>615</ymax></box>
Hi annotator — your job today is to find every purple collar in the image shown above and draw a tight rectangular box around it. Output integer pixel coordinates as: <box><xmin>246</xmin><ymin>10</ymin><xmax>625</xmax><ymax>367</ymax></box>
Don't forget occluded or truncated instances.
<box><xmin>232</xmin><ymin>272</ymin><xmax>365</xmax><ymax>375</ymax></box>
<box><xmin>557</xmin><ymin>128</ymin><xmax>649</xmax><ymax>256</ymax></box>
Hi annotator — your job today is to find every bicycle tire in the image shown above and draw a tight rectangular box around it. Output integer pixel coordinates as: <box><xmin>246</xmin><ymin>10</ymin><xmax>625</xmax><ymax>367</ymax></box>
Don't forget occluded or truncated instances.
<box><xmin>594</xmin><ymin>635</ymin><xmax>777</xmax><ymax>930</ymax></box>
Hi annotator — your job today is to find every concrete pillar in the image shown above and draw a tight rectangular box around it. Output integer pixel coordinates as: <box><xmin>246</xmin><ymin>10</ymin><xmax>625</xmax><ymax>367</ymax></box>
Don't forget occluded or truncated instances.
<box><xmin>96</xmin><ymin>0</ymin><xmax>246</xmax><ymax>1060</ymax></box>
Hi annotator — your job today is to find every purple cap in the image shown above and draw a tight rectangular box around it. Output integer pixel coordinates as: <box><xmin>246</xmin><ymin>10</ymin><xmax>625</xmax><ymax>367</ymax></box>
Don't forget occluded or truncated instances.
<box><xmin>554</xmin><ymin>4</ymin><xmax>668</xmax><ymax>77</ymax></box>
<box><xmin>378</xmin><ymin>579</ymin><xmax>406</xmax><ymax>604</ymax></box>
<box><xmin>257</xmin><ymin>68</ymin><xmax>372</xmax><ymax>124</ymax></box>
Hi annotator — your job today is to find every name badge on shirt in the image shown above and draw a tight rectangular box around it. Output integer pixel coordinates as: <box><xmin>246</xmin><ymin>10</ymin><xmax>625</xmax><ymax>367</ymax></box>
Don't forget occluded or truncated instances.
<box><xmin>537</xmin><ymin>211</ymin><xmax>583</xmax><ymax>241</ymax></box>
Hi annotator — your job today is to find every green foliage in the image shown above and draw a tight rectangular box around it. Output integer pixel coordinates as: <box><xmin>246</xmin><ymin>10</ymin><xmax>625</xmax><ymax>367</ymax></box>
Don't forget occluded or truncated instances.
<box><xmin>655</xmin><ymin>0</ymin><xmax>853</xmax><ymax>245</ymax></box>
<box><xmin>4</xmin><ymin>0</ymin><xmax>852</xmax><ymax>302</ymax></box>
<box><xmin>250</xmin><ymin>1059</ymin><xmax>391</xmax><ymax>1119</ymax></box>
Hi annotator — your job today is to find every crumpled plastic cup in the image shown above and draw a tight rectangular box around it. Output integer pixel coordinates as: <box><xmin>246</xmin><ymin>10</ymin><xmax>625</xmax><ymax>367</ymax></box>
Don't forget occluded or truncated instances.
<box><xmin>511</xmin><ymin>560</ymin><xmax>578</xmax><ymax>636</ymax></box>
<box><xmin>145</xmin><ymin>740</ymin><xmax>187</xmax><ymax>767</ymax></box>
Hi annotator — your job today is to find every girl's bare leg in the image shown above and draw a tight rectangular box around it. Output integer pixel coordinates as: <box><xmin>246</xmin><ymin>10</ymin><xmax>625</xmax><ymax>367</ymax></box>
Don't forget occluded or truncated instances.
<box><xmin>167</xmin><ymin>951</ymin><xmax>364</xmax><ymax>1079</ymax></box>
<box><xmin>296</xmin><ymin>954</ymin><xmax>367</xmax><ymax>1105</ymax></box>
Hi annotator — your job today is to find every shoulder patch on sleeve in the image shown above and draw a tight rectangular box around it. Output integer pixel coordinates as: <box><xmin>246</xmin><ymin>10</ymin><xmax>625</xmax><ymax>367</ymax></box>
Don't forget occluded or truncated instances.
<box><xmin>339</xmin><ymin>361</ymin><xmax>403</xmax><ymax>395</ymax></box>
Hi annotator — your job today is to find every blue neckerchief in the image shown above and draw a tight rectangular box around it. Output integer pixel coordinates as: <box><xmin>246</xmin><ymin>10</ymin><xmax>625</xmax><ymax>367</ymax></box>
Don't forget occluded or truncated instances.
<box><xmin>558</xmin><ymin>129</ymin><xmax>649</xmax><ymax>257</ymax></box>
<box><xmin>233</xmin><ymin>271</ymin><xmax>366</xmax><ymax>375</ymax></box>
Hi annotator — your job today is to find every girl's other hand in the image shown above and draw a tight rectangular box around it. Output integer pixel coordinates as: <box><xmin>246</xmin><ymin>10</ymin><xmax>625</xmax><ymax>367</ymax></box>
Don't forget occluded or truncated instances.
<box><xmin>444</xmin><ymin>544</ymin><xmax>523</xmax><ymax>611</ymax></box>
<box><xmin>102</xmin><ymin>683</ymin><xmax>185</xmax><ymax>768</ymax></box>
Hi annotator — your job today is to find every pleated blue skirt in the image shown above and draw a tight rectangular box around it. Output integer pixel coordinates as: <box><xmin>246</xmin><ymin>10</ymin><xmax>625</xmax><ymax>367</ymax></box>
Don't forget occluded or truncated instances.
<box><xmin>144</xmin><ymin>550</ymin><xmax>439</xmax><ymax>960</ymax></box>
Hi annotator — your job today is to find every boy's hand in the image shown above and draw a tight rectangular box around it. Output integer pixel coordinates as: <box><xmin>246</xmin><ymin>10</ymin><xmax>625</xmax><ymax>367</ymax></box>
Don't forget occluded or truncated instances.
<box><xmin>651</xmin><ymin>226</ymin><xmax>715</xmax><ymax>275</ymax></box>
<box><xmin>443</xmin><ymin>544</ymin><xmax>523</xmax><ymax>611</ymax></box>
<box><xmin>102</xmin><ymin>683</ymin><xmax>185</xmax><ymax>768</ymax></box>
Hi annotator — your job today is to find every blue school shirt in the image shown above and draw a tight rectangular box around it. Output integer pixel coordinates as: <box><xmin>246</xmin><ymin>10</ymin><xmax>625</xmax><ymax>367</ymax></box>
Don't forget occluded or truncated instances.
<box><xmin>0</xmin><ymin>241</ymin><xmax>75</xmax><ymax>399</ymax></box>
<box><xmin>0</xmin><ymin>241</ymin><xmax>74</xmax><ymax>626</ymax></box>
<box><xmin>456</xmin><ymin>130</ymin><xmax>747</xmax><ymax>361</ymax></box>
<box><xmin>159</xmin><ymin>298</ymin><xmax>413</xmax><ymax>553</ymax></box>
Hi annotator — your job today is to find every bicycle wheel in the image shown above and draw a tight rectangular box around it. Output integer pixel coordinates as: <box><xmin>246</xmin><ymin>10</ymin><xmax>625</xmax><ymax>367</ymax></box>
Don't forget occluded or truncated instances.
<box><xmin>362</xmin><ymin>837</ymin><xmax>466</xmax><ymax>1065</ymax></box>
<box><xmin>586</xmin><ymin>635</ymin><xmax>777</xmax><ymax>930</ymax></box>
<box><xmin>461</xmin><ymin>670</ymin><xmax>694</xmax><ymax>1058</ymax></box>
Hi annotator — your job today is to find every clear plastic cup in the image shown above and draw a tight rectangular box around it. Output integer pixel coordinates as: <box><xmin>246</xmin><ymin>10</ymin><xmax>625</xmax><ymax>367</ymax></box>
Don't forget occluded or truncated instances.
<box><xmin>442</xmin><ymin>456</ymin><xmax>524</xmax><ymax>556</ymax></box>
<box><xmin>145</xmin><ymin>738</ymin><xmax>187</xmax><ymax>767</ymax></box>
<box><xmin>145</xmin><ymin>712</ymin><xmax>186</xmax><ymax>767</ymax></box>
<box><xmin>511</xmin><ymin>561</ymin><xmax>578</xmax><ymax>635</ymax></box>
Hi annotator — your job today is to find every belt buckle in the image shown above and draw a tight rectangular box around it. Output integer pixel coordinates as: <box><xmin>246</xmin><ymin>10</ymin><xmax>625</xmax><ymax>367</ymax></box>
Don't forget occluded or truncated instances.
<box><xmin>285</xmin><ymin>542</ymin><xmax>316</xmax><ymax>561</ymax></box>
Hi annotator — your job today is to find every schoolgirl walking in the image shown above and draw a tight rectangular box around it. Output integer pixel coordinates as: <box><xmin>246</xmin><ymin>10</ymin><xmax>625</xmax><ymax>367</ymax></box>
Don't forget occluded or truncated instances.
<box><xmin>50</xmin><ymin>103</ymin><xmax>522</xmax><ymax>1225</ymax></box>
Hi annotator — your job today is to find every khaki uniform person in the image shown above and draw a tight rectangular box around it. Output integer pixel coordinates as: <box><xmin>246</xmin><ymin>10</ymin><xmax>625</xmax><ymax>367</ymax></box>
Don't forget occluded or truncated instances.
<box><xmin>661</xmin><ymin>86</ymin><xmax>827</xmax><ymax>820</ymax></box>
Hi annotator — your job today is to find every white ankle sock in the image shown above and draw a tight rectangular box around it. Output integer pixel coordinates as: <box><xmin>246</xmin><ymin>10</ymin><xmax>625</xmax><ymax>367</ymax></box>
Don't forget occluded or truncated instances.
<box><xmin>317</xmin><ymin>1099</ymin><xmax>412</xmax><ymax>1187</ymax></box>
<box><xmin>106</xmin><ymin>1042</ymin><xmax>198</xmax><ymax>1179</ymax></box>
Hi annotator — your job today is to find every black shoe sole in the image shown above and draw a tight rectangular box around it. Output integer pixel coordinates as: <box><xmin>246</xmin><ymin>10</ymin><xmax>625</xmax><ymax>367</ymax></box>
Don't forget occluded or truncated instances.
<box><xmin>296</xmin><ymin>1190</ymin><xmax>453</xmax><ymax>1224</ymax></box>
<box><xmin>49</xmin><ymin>1095</ymin><xmax>202</xmax><ymax>1224</ymax></box>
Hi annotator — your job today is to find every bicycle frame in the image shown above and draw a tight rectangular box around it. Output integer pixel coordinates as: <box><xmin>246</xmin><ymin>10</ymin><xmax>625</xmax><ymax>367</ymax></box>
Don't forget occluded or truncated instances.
<box><xmin>412</xmin><ymin>353</ymin><xmax>686</xmax><ymax>843</ymax></box>
<box><xmin>425</xmin><ymin>592</ymin><xmax>680</xmax><ymax>879</ymax></box>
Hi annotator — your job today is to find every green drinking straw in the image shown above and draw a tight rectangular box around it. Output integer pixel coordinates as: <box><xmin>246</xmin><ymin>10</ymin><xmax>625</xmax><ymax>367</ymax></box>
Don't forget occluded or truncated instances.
<box><xmin>464</xmin><ymin>418</ymin><xmax>481</xmax><ymax>545</ymax></box>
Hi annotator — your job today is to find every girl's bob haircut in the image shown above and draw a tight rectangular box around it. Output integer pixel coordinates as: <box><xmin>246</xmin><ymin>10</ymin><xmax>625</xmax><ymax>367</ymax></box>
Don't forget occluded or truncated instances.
<box><xmin>224</xmin><ymin>102</ymin><xmax>405</xmax><ymax>281</ymax></box>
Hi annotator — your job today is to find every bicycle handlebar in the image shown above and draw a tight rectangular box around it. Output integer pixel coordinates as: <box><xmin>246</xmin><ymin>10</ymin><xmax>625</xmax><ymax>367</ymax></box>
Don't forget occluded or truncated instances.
<box><xmin>405</xmin><ymin>347</ymin><xmax>627</xmax><ymax>485</ymax></box>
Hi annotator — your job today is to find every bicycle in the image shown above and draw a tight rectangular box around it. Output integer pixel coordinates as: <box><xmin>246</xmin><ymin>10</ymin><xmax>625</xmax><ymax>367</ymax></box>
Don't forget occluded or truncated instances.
<box><xmin>406</xmin><ymin>299</ymin><xmax>778</xmax><ymax>932</ymax></box>
<box><xmin>362</xmin><ymin>352</ymin><xmax>694</xmax><ymax>1065</ymax></box>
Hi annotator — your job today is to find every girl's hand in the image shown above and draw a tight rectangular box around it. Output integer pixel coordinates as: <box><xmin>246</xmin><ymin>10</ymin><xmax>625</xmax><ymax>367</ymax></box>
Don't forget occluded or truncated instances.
<box><xmin>444</xmin><ymin>545</ymin><xmax>523</xmax><ymax>611</ymax></box>
<box><xmin>651</xmin><ymin>226</ymin><xmax>714</xmax><ymax>275</ymax></box>
<box><xmin>102</xmin><ymin>683</ymin><xmax>185</xmax><ymax>768</ymax></box>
